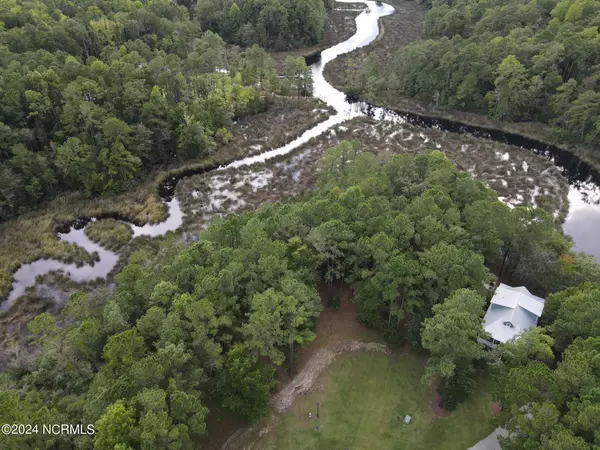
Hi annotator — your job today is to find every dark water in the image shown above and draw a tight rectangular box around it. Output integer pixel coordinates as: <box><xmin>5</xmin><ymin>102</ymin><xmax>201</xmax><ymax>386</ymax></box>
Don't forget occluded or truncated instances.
<box><xmin>3</xmin><ymin>0</ymin><xmax>599</xmax><ymax>310</ymax></box>
<box><xmin>356</xmin><ymin>101</ymin><xmax>600</xmax><ymax>189</ymax></box>
<box><xmin>340</xmin><ymin>100</ymin><xmax>600</xmax><ymax>259</ymax></box>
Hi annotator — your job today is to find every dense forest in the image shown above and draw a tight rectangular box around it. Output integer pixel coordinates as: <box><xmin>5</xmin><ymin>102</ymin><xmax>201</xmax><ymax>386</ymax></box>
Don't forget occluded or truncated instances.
<box><xmin>492</xmin><ymin>282</ymin><xmax>600</xmax><ymax>449</ymax></box>
<box><xmin>351</xmin><ymin>0</ymin><xmax>600</xmax><ymax>147</ymax></box>
<box><xmin>2</xmin><ymin>144</ymin><xmax>599</xmax><ymax>449</ymax></box>
<box><xmin>0</xmin><ymin>0</ymin><xmax>315</xmax><ymax>221</ymax></box>
<box><xmin>196</xmin><ymin>0</ymin><xmax>327</xmax><ymax>49</ymax></box>
<box><xmin>423</xmin><ymin>280</ymin><xmax>600</xmax><ymax>448</ymax></box>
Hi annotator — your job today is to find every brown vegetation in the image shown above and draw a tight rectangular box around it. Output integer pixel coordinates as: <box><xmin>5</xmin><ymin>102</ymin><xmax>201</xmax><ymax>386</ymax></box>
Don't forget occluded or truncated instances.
<box><xmin>270</xmin><ymin>6</ymin><xmax>362</xmax><ymax>71</ymax></box>
<box><xmin>85</xmin><ymin>219</ymin><xmax>133</xmax><ymax>251</ymax></box>
<box><xmin>324</xmin><ymin>0</ymin><xmax>426</xmax><ymax>88</ymax></box>
<box><xmin>185</xmin><ymin>117</ymin><xmax>569</xmax><ymax>226</ymax></box>
<box><xmin>324</xmin><ymin>0</ymin><xmax>599</xmax><ymax>168</ymax></box>
<box><xmin>0</xmin><ymin>96</ymin><xmax>331</xmax><ymax>302</ymax></box>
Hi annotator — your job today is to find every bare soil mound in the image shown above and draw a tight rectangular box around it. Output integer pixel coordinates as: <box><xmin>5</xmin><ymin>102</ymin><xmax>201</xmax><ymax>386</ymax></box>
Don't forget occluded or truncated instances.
<box><xmin>273</xmin><ymin>339</ymin><xmax>390</xmax><ymax>413</ymax></box>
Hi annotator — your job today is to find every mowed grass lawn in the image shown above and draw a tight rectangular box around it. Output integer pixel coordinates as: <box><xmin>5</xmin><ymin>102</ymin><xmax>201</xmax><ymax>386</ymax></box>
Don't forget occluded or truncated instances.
<box><xmin>257</xmin><ymin>352</ymin><xmax>496</xmax><ymax>450</ymax></box>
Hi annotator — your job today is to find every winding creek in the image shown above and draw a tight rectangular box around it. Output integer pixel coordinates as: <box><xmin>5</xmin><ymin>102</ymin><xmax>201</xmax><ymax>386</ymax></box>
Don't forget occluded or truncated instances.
<box><xmin>3</xmin><ymin>0</ymin><xmax>600</xmax><ymax>311</ymax></box>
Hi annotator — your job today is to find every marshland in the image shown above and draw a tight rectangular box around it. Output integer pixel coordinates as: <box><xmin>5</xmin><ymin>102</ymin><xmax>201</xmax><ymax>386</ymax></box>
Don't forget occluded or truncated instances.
<box><xmin>2</xmin><ymin>1</ymin><xmax>600</xmax><ymax>449</ymax></box>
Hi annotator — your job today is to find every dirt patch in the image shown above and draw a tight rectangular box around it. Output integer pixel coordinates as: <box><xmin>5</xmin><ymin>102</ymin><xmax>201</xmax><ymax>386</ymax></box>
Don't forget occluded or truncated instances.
<box><xmin>278</xmin><ymin>282</ymin><xmax>383</xmax><ymax>385</ymax></box>
<box><xmin>431</xmin><ymin>377</ymin><xmax>451</xmax><ymax>417</ymax></box>
<box><xmin>273</xmin><ymin>339</ymin><xmax>390</xmax><ymax>413</ymax></box>
<box><xmin>492</xmin><ymin>401</ymin><xmax>502</xmax><ymax>417</ymax></box>
<box><xmin>214</xmin><ymin>282</ymin><xmax>384</xmax><ymax>450</ymax></box>
<box><xmin>220</xmin><ymin>339</ymin><xmax>389</xmax><ymax>450</ymax></box>
<box><xmin>196</xmin><ymin>400</ymin><xmax>249</xmax><ymax>450</ymax></box>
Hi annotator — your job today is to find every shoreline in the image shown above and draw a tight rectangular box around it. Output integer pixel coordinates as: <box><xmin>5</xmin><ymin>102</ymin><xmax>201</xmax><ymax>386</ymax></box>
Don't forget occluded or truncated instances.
<box><xmin>345</xmin><ymin>96</ymin><xmax>600</xmax><ymax>189</ymax></box>
<box><xmin>354</xmin><ymin>94</ymin><xmax>600</xmax><ymax>175</ymax></box>
<box><xmin>321</xmin><ymin>0</ymin><xmax>600</xmax><ymax>173</ymax></box>
<box><xmin>0</xmin><ymin>97</ymin><xmax>334</xmax><ymax>304</ymax></box>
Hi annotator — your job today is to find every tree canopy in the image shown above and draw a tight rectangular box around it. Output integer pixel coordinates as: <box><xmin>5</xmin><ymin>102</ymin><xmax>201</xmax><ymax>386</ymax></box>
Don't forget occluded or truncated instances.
<box><xmin>196</xmin><ymin>0</ymin><xmax>326</xmax><ymax>50</ymax></box>
<box><xmin>493</xmin><ymin>282</ymin><xmax>600</xmax><ymax>449</ymax></box>
<box><xmin>1</xmin><ymin>143</ymin><xmax>598</xmax><ymax>448</ymax></box>
<box><xmin>351</xmin><ymin>0</ymin><xmax>600</xmax><ymax>148</ymax></box>
<box><xmin>0</xmin><ymin>0</ymin><xmax>313</xmax><ymax>221</ymax></box>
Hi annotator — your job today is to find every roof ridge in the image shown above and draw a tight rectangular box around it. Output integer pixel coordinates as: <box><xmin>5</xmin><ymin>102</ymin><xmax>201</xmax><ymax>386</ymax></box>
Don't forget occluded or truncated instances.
<box><xmin>507</xmin><ymin>307</ymin><xmax>517</xmax><ymax>324</ymax></box>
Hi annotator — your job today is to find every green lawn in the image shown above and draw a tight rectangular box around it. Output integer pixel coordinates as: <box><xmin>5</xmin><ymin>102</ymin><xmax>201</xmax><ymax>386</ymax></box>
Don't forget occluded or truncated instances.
<box><xmin>257</xmin><ymin>352</ymin><xmax>496</xmax><ymax>450</ymax></box>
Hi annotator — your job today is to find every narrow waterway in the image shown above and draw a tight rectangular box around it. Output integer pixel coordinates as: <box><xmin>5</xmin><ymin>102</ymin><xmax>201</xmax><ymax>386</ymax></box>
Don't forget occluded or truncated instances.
<box><xmin>3</xmin><ymin>0</ymin><xmax>600</xmax><ymax>311</ymax></box>
<box><xmin>1</xmin><ymin>0</ymin><xmax>393</xmax><ymax>310</ymax></box>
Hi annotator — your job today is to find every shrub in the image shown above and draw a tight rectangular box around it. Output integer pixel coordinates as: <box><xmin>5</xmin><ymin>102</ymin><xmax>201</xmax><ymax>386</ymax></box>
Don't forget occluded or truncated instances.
<box><xmin>328</xmin><ymin>295</ymin><xmax>340</xmax><ymax>308</ymax></box>
<box><xmin>438</xmin><ymin>372</ymin><xmax>476</xmax><ymax>411</ymax></box>
<box><xmin>384</xmin><ymin>323</ymin><xmax>406</xmax><ymax>346</ymax></box>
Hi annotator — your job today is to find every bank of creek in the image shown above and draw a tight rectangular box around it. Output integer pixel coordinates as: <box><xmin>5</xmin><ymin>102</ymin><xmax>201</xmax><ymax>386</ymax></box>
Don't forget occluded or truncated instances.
<box><xmin>2</xmin><ymin>0</ymin><xmax>600</xmax><ymax>313</ymax></box>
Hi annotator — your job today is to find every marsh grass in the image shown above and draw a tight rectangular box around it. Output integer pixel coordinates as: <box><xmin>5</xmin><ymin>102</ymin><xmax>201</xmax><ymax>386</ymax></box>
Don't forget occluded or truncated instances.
<box><xmin>324</xmin><ymin>0</ymin><xmax>426</xmax><ymax>91</ymax></box>
<box><xmin>0</xmin><ymin>96</ymin><xmax>331</xmax><ymax>302</ymax></box>
<box><xmin>173</xmin><ymin>115</ymin><xmax>571</xmax><ymax>262</ymax></box>
<box><xmin>85</xmin><ymin>219</ymin><xmax>134</xmax><ymax>251</ymax></box>
<box><xmin>334</xmin><ymin>118</ymin><xmax>569</xmax><ymax>218</ymax></box>
<box><xmin>174</xmin><ymin>114</ymin><xmax>570</xmax><ymax>247</ymax></box>
<box><xmin>0</xmin><ymin>292</ymin><xmax>53</xmax><ymax>368</ymax></box>
<box><xmin>234</xmin><ymin>117</ymin><xmax>570</xmax><ymax>222</ymax></box>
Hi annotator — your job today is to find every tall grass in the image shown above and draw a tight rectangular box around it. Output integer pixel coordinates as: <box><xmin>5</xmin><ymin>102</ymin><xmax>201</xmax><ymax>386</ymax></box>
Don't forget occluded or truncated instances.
<box><xmin>0</xmin><ymin>97</ymin><xmax>331</xmax><ymax>301</ymax></box>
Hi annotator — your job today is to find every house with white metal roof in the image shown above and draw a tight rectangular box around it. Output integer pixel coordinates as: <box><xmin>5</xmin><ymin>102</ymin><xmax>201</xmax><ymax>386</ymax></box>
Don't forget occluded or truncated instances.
<box><xmin>479</xmin><ymin>283</ymin><xmax>545</xmax><ymax>348</ymax></box>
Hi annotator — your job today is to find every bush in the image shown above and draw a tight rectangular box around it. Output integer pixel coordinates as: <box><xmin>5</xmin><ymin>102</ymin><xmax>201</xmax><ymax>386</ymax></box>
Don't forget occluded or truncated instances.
<box><xmin>438</xmin><ymin>372</ymin><xmax>476</xmax><ymax>411</ymax></box>
<box><xmin>408</xmin><ymin>312</ymin><xmax>425</xmax><ymax>351</ymax></box>
<box><xmin>384</xmin><ymin>323</ymin><xmax>406</xmax><ymax>346</ymax></box>
<box><xmin>328</xmin><ymin>295</ymin><xmax>340</xmax><ymax>308</ymax></box>
<box><xmin>357</xmin><ymin>304</ymin><xmax>385</xmax><ymax>329</ymax></box>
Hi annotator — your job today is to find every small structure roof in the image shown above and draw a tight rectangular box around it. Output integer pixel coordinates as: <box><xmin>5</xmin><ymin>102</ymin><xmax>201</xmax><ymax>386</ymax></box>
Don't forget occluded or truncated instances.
<box><xmin>483</xmin><ymin>283</ymin><xmax>545</xmax><ymax>344</ymax></box>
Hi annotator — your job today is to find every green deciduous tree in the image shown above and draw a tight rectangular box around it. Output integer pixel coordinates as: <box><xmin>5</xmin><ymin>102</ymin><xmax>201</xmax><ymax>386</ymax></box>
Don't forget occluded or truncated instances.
<box><xmin>486</xmin><ymin>55</ymin><xmax>530</xmax><ymax>121</ymax></box>
<box><xmin>421</xmin><ymin>289</ymin><xmax>487</xmax><ymax>382</ymax></box>
<box><xmin>213</xmin><ymin>345</ymin><xmax>275</xmax><ymax>422</ymax></box>
<box><xmin>243</xmin><ymin>287</ymin><xmax>319</xmax><ymax>373</ymax></box>
<box><xmin>284</xmin><ymin>56</ymin><xmax>313</xmax><ymax>97</ymax></box>
<box><xmin>544</xmin><ymin>282</ymin><xmax>600</xmax><ymax>352</ymax></box>
<box><xmin>419</xmin><ymin>242</ymin><xmax>493</xmax><ymax>307</ymax></box>
<box><xmin>94</xmin><ymin>400</ymin><xmax>136</xmax><ymax>450</ymax></box>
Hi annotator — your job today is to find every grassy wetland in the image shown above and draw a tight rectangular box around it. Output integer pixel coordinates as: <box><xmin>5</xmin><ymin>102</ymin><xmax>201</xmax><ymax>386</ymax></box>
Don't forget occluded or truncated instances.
<box><xmin>189</xmin><ymin>117</ymin><xmax>570</xmax><ymax>222</ymax></box>
<box><xmin>0</xmin><ymin>97</ymin><xmax>332</xmax><ymax>307</ymax></box>
<box><xmin>324</xmin><ymin>0</ymin><xmax>600</xmax><ymax>169</ymax></box>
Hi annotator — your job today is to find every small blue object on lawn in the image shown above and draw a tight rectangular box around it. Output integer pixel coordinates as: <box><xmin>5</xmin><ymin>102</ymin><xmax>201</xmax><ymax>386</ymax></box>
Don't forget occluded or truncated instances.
<box><xmin>404</xmin><ymin>415</ymin><xmax>412</xmax><ymax>425</ymax></box>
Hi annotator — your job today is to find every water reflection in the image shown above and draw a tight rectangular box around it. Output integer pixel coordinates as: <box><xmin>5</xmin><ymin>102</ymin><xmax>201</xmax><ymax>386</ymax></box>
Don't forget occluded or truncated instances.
<box><xmin>3</xmin><ymin>0</ymin><xmax>392</xmax><ymax>308</ymax></box>
<box><xmin>2</xmin><ymin>199</ymin><xmax>183</xmax><ymax>310</ymax></box>
<box><xmin>5</xmin><ymin>226</ymin><xmax>118</xmax><ymax>309</ymax></box>
<box><xmin>224</xmin><ymin>0</ymin><xmax>395</xmax><ymax>169</ymax></box>
<box><xmin>131</xmin><ymin>199</ymin><xmax>183</xmax><ymax>238</ymax></box>
<box><xmin>4</xmin><ymin>0</ymin><xmax>600</xmax><ymax>309</ymax></box>
<box><xmin>563</xmin><ymin>186</ymin><xmax>600</xmax><ymax>258</ymax></box>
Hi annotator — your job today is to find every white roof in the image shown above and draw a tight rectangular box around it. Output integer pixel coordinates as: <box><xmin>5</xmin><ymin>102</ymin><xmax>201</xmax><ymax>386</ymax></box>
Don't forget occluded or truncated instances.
<box><xmin>483</xmin><ymin>283</ymin><xmax>545</xmax><ymax>343</ymax></box>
